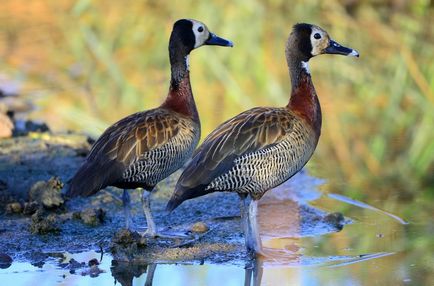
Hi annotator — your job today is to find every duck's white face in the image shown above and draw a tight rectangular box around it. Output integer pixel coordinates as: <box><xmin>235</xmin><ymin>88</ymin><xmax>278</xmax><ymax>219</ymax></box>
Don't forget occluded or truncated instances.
<box><xmin>309</xmin><ymin>24</ymin><xmax>359</xmax><ymax>57</ymax></box>
<box><xmin>190</xmin><ymin>20</ymin><xmax>210</xmax><ymax>48</ymax></box>
<box><xmin>309</xmin><ymin>26</ymin><xmax>330</xmax><ymax>56</ymax></box>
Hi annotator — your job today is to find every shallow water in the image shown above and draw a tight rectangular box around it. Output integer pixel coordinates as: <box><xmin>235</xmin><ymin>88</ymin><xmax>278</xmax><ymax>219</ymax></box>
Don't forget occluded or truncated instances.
<box><xmin>0</xmin><ymin>222</ymin><xmax>429</xmax><ymax>286</ymax></box>
<box><xmin>1</xmin><ymin>172</ymin><xmax>432</xmax><ymax>285</ymax></box>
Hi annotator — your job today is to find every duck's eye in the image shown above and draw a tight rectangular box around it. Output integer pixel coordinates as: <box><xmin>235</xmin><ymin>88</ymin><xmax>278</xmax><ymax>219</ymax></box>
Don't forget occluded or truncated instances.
<box><xmin>198</xmin><ymin>26</ymin><xmax>204</xmax><ymax>33</ymax></box>
<box><xmin>314</xmin><ymin>33</ymin><xmax>321</xmax><ymax>39</ymax></box>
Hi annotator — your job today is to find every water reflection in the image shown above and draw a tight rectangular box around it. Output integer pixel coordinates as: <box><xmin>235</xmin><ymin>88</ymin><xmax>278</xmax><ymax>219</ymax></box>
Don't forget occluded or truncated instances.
<box><xmin>111</xmin><ymin>260</ymin><xmax>156</xmax><ymax>286</ymax></box>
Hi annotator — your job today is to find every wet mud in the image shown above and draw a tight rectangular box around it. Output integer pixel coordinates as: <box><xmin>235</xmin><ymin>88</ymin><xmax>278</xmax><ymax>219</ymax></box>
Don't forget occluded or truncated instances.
<box><xmin>0</xmin><ymin>131</ymin><xmax>348</xmax><ymax>268</ymax></box>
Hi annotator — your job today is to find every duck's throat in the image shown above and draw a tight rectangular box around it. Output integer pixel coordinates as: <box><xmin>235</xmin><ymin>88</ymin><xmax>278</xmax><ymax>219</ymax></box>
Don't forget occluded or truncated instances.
<box><xmin>287</xmin><ymin>60</ymin><xmax>322</xmax><ymax>137</ymax></box>
<box><xmin>162</xmin><ymin>71</ymin><xmax>199</xmax><ymax>121</ymax></box>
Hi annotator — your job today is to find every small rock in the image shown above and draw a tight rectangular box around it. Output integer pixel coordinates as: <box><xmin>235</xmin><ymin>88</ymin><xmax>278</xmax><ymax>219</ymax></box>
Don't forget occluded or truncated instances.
<box><xmin>30</xmin><ymin>209</ymin><xmax>60</xmax><ymax>234</ymax></box>
<box><xmin>190</xmin><ymin>222</ymin><xmax>209</xmax><ymax>233</ymax></box>
<box><xmin>88</xmin><ymin>258</ymin><xmax>99</xmax><ymax>267</ymax></box>
<box><xmin>28</xmin><ymin>177</ymin><xmax>64</xmax><ymax>209</ymax></box>
<box><xmin>0</xmin><ymin>253</ymin><xmax>12</xmax><ymax>269</ymax></box>
<box><xmin>79</xmin><ymin>208</ymin><xmax>106</xmax><ymax>226</ymax></box>
<box><xmin>0</xmin><ymin>113</ymin><xmax>13</xmax><ymax>138</ymax></box>
<box><xmin>324</xmin><ymin>212</ymin><xmax>345</xmax><ymax>231</ymax></box>
<box><xmin>5</xmin><ymin>202</ymin><xmax>22</xmax><ymax>214</ymax></box>
<box><xmin>112</xmin><ymin>229</ymin><xmax>147</xmax><ymax>247</ymax></box>
<box><xmin>23</xmin><ymin>201</ymin><xmax>39</xmax><ymax>215</ymax></box>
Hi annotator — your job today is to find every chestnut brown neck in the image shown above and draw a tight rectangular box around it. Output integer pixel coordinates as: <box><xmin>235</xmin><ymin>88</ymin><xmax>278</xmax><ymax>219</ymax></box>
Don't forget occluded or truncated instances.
<box><xmin>287</xmin><ymin>60</ymin><xmax>322</xmax><ymax>138</ymax></box>
<box><xmin>161</xmin><ymin>71</ymin><xmax>199</xmax><ymax>122</ymax></box>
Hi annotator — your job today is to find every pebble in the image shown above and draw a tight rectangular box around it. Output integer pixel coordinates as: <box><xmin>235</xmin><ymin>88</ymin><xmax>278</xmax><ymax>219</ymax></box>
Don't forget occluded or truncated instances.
<box><xmin>5</xmin><ymin>202</ymin><xmax>22</xmax><ymax>214</ymax></box>
<box><xmin>190</xmin><ymin>222</ymin><xmax>209</xmax><ymax>233</ymax></box>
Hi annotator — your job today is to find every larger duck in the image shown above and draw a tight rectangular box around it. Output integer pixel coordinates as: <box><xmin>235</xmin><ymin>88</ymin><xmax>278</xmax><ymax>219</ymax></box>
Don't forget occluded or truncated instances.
<box><xmin>66</xmin><ymin>19</ymin><xmax>233</xmax><ymax>237</ymax></box>
<box><xmin>167</xmin><ymin>23</ymin><xmax>359</xmax><ymax>253</ymax></box>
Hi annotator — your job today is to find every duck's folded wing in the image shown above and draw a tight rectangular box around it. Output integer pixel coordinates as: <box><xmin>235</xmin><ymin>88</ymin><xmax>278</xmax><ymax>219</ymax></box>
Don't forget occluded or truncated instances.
<box><xmin>67</xmin><ymin>109</ymin><xmax>181</xmax><ymax>197</ymax></box>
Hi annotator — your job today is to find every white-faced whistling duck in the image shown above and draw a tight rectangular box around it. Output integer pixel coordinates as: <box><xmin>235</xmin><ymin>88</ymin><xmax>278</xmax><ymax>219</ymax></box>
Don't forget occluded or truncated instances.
<box><xmin>166</xmin><ymin>23</ymin><xmax>359</xmax><ymax>254</ymax></box>
<box><xmin>66</xmin><ymin>19</ymin><xmax>233</xmax><ymax>237</ymax></box>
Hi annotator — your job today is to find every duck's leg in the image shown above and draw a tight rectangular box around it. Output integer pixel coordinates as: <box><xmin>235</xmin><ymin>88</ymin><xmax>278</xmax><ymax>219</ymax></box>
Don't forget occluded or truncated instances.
<box><xmin>247</xmin><ymin>199</ymin><xmax>263</xmax><ymax>254</ymax></box>
<box><xmin>140</xmin><ymin>188</ymin><xmax>157</xmax><ymax>237</ymax></box>
<box><xmin>139</xmin><ymin>188</ymin><xmax>196</xmax><ymax>240</ymax></box>
<box><xmin>239</xmin><ymin>194</ymin><xmax>250</xmax><ymax>248</ymax></box>
<box><xmin>122</xmin><ymin>189</ymin><xmax>132</xmax><ymax>229</ymax></box>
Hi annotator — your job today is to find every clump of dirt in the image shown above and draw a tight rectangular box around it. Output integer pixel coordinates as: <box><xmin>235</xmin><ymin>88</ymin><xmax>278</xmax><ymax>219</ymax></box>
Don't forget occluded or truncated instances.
<box><xmin>111</xmin><ymin>229</ymin><xmax>148</xmax><ymax>261</ymax></box>
<box><xmin>112</xmin><ymin>229</ymin><xmax>146</xmax><ymax>247</ymax></box>
<box><xmin>73</xmin><ymin>208</ymin><xmax>106</xmax><ymax>226</ymax></box>
<box><xmin>3</xmin><ymin>177</ymin><xmax>65</xmax><ymax>216</ymax></box>
<box><xmin>30</xmin><ymin>209</ymin><xmax>61</xmax><ymax>234</ymax></box>
<box><xmin>324</xmin><ymin>212</ymin><xmax>345</xmax><ymax>231</ymax></box>
<box><xmin>28</xmin><ymin>177</ymin><xmax>64</xmax><ymax>209</ymax></box>
<box><xmin>5</xmin><ymin>202</ymin><xmax>22</xmax><ymax>214</ymax></box>
<box><xmin>22</xmin><ymin>201</ymin><xmax>39</xmax><ymax>215</ymax></box>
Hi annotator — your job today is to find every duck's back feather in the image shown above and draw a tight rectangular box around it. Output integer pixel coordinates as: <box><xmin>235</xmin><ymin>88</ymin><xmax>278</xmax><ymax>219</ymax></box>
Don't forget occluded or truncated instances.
<box><xmin>67</xmin><ymin>108</ymin><xmax>199</xmax><ymax>197</ymax></box>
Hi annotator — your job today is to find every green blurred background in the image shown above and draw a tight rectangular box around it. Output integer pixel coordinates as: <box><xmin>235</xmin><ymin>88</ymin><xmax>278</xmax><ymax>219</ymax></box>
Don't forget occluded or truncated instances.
<box><xmin>0</xmin><ymin>0</ymin><xmax>433</xmax><ymax>284</ymax></box>
<box><xmin>1</xmin><ymin>1</ymin><xmax>433</xmax><ymax>218</ymax></box>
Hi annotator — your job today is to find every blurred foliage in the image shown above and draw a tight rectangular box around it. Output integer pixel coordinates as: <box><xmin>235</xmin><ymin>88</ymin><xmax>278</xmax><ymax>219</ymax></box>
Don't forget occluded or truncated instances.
<box><xmin>0</xmin><ymin>0</ymin><xmax>433</xmax><ymax>208</ymax></box>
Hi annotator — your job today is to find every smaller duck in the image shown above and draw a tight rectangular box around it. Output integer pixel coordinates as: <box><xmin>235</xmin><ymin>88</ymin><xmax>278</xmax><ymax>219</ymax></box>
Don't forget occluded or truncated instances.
<box><xmin>167</xmin><ymin>23</ymin><xmax>359</xmax><ymax>254</ymax></box>
<box><xmin>66</xmin><ymin>19</ymin><xmax>233</xmax><ymax>237</ymax></box>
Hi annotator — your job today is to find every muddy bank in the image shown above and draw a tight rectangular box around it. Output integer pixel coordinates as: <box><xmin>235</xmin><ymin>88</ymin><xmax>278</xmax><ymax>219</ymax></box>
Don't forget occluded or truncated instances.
<box><xmin>0</xmin><ymin>131</ymin><xmax>348</xmax><ymax>267</ymax></box>
<box><xmin>0</xmin><ymin>132</ymin><xmax>90</xmax><ymax>201</ymax></box>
